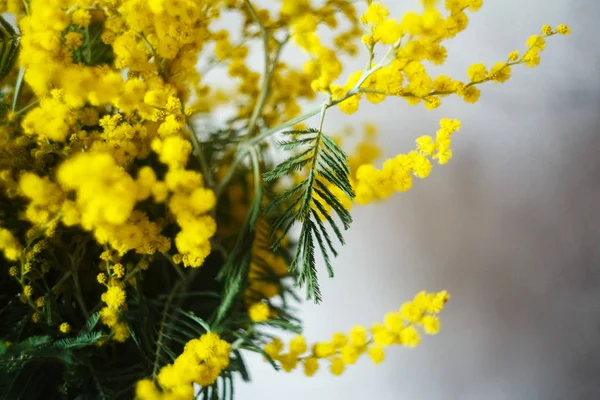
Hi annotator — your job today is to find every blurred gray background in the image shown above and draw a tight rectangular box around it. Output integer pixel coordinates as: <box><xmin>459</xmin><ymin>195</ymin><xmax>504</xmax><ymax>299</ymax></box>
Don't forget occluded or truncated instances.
<box><xmin>233</xmin><ymin>0</ymin><xmax>600</xmax><ymax>399</ymax></box>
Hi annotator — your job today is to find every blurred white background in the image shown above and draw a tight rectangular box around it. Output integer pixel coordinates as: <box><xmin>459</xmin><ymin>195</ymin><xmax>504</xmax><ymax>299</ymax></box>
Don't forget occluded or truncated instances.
<box><xmin>233</xmin><ymin>1</ymin><xmax>600</xmax><ymax>399</ymax></box>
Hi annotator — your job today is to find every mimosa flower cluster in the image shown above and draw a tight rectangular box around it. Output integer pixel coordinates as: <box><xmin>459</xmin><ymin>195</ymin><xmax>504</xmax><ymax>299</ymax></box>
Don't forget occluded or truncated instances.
<box><xmin>136</xmin><ymin>332</ymin><xmax>231</xmax><ymax>400</ymax></box>
<box><xmin>0</xmin><ymin>0</ymin><xmax>569</xmax><ymax>398</ymax></box>
<box><xmin>263</xmin><ymin>291</ymin><xmax>449</xmax><ymax>376</ymax></box>
<box><xmin>353</xmin><ymin>118</ymin><xmax>461</xmax><ymax>204</ymax></box>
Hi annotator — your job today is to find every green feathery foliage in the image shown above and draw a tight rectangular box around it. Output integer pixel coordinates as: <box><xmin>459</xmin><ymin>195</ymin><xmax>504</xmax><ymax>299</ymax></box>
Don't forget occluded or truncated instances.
<box><xmin>264</xmin><ymin>128</ymin><xmax>355</xmax><ymax>302</ymax></box>
<box><xmin>72</xmin><ymin>22</ymin><xmax>115</xmax><ymax>66</ymax></box>
<box><xmin>0</xmin><ymin>16</ymin><xmax>19</xmax><ymax>82</ymax></box>
<box><xmin>0</xmin><ymin>312</ymin><xmax>105</xmax><ymax>399</ymax></box>
<box><xmin>215</xmin><ymin>147</ymin><xmax>263</xmax><ymax>326</ymax></box>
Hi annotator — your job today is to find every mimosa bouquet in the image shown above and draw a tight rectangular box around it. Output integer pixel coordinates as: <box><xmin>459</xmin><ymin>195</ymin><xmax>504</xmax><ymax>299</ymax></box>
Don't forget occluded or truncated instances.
<box><xmin>0</xmin><ymin>0</ymin><xmax>569</xmax><ymax>398</ymax></box>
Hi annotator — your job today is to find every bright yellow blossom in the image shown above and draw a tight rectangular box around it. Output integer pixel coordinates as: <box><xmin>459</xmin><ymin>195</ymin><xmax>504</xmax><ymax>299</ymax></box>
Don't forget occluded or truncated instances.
<box><xmin>113</xmin><ymin>322</ymin><xmax>131</xmax><ymax>343</ymax></box>
<box><xmin>112</xmin><ymin>264</ymin><xmax>125</xmax><ymax>279</ymax></box>
<box><xmin>341</xmin><ymin>345</ymin><xmax>360</xmax><ymax>364</ymax></box>
<box><xmin>100</xmin><ymin>307</ymin><xmax>119</xmax><ymax>328</ymax></box>
<box><xmin>467</xmin><ymin>63</ymin><xmax>488</xmax><ymax>82</ymax></box>
<box><xmin>59</xmin><ymin>322</ymin><xmax>71</xmax><ymax>334</ymax></box>
<box><xmin>262</xmin><ymin>291</ymin><xmax>449</xmax><ymax>377</ymax></box>
<box><xmin>490</xmin><ymin>62</ymin><xmax>512</xmax><ymax>83</ymax></box>
<box><xmin>556</xmin><ymin>24</ymin><xmax>571</xmax><ymax>35</ymax></box>
<box><xmin>139</xmin><ymin>332</ymin><xmax>230</xmax><ymax>396</ymax></box>
<box><xmin>526</xmin><ymin>35</ymin><xmax>546</xmax><ymax>50</ymax></box>
<box><xmin>0</xmin><ymin>0</ymin><xmax>570</xmax><ymax>395</ymax></box>
<box><xmin>249</xmin><ymin>302</ymin><xmax>270</xmax><ymax>322</ymax></box>
<box><xmin>349</xmin><ymin>326</ymin><xmax>368</xmax><ymax>347</ymax></box>
<box><xmin>330</xmin><ymin>356</ymin><xmax>345</xmax><ymax>376</ymax></box>
<box><xmin>368</xmin><ymin>345</ymin><xmax>385</xmax><ymax>364</ymax></box>
<box><xmin>103</xmin><ymin>286</ymin><xmax>126</xmax><ymax>309</ymax></box>
<box><xmin>289</xmin><ymin>335</ymin><xmax>307</xmax><ymax>355</ymax></box>
<box><xmin>421</xmin><ymin>315</ymin><xmax>441</xmax><ymax>335</ymax></box>
<box><xmin>400</xmin><ymin>325</ymin><xmax>421</xmax><ymax>348</ymax></box>
<box><xmin>0</xmin><ymin>228</ymin><xmax>21</xmax><ymax>261</ymax></box>
<box><xmin>541</xmin><ymin>24</ymin><xmax>553</xmax><ymax>35</ymax></box>
<box><xmin>303</xmin><ymin>357</ymin><xmax>319</xmax><ymax>376</ymax></box>
<box><xmin>97</xmin><ymin>273</ymin><xmax>107</xmax><ymax>284</ymax></box>
<box><xmin>35</xmin><ymin>297</ymin><xmax>45</xmax><ymax>308</ymax></box>
<box><xmin>71</xmin><ymin>9</ymin><xmax>91</xmax><ymax>27</ymax></box>
<box><xmin>362</xmin><ymin>3</ymin><xmax>390</xmax><ymax>25</ymax></box>
<box><xmin>331</xmin><ymin>332</ymin><xmax>348</xmax><ymax>348</ymax></box>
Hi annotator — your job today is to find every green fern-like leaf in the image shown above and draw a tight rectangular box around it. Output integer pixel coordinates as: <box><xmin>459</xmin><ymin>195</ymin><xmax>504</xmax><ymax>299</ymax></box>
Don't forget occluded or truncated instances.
<box><xmin>54</xmin><ymin>331</ymin><xmax>103</xmax><ymax>351</ymax></box>
<box><xmin>264</xmin><ymin>128</ymin><xmax>355</xmax><ymax>302</ymax></box>
<box><xmin>0</xmin><ymin>16</ymin><xmax>19</xmax><ymax>82</ymax></box>
<box><xmin>81</xmin><ymin>312</ymin><xmax>101</xmax><ymax>334</ymax></box>
<box><xmin>215</xmin><ymin>148</ymin><xmax>263</xmax><ymax>325</ymax></box>
<box><xmin>0</xmin><ymin>327</ymin><xmax>107</xmax><ymax>399</ymax></box>
<box><xmin>72</xmin><ymin>22</ymin><xmax>114</xmax><ymax>66</ymax></box>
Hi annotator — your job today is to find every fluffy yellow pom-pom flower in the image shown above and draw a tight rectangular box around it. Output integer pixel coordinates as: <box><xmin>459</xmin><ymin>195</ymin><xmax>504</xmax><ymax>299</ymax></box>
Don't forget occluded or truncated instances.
<box><xmin>249</xmin><ymin>302</ymin><xmax>270</xmax><ymax>322</ymax></box>
<box><xmin>103</xmin><ymin>286</ymin><xmax>126</xmax><ymax>309</ymax></box>
<box><xmin>59</xmin><ymin>323</ymin><xmax>71</xmax><ymax>334</ymax></box>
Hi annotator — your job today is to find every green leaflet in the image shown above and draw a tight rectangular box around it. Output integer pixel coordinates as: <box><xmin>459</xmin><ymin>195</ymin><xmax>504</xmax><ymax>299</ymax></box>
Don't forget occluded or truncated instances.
<box><xmin>0</xmin><ymin>16</ymin><xmax>19</xmax><ymax>82</ymax></box>
<box><xmin>263</xmin><ymin>128</ymin><xmax>355</xmax><ymax>302</ymax></box>
<box><xmin>0</xmin><ymin>317</ymin><xmax>107</xmax><ymax>399</ymax></box>
<box><xmin>72</xmin><ymin>22</ymin><xmax>115</xmax><ymax>66</ymax></box>
<box><xmin>214</xmin><ymin>147</ymin><xmax>263</xmax><ymax>326</ymax></box>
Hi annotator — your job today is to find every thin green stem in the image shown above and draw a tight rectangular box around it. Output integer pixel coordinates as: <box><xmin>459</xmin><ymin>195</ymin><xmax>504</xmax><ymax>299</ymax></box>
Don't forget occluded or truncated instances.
<box><xmin>248</xmin><ymin>40</ymin><xmax>400</xmax><ymax>146</ymax></box>
<box><xmin>140</xmin><ymin>33</ymin><xmax>158</xmax><ymax>60</ymax></box>
<box><xmin>304</xmin><ymin>103</ymin><xmax>328</xmax><ymax>197</ymax></box>
<box><xmin>365</xmin><ymin>25</ymin><xmax>378</xmax><ymax>70</ymax></box>
<box><xmin>85</xmin><ymin>26</ymin><xmax>93</xmax><ymax>64</ymax></box>
<box><xmin>243</xmin><ymin>0</ymin><xmax>288</xmax><ymax>136</ymax></box>
<box><xmin>50</xmin><ymin>270</ymin><xmax>72</xmax><ymax>293</ymax></box>
<box><xmin>187</xmin><ymin>119</ymin><xmax>213</xmax><ymax>187</ymax></box>
<box><xmin>196</xmin><ymin>386</ymin><xmax>208</xmax><ymax>400</ymax></box>
<box><xmin>72</xmin><ymin>269</ymin><xmax>90</xmax><ymax>320</ymax></box>
<box><xmin>122</xmin><ymin>255</ymin><xmax>148</xmax><ymax>283</ymax></box>
<box><xmin>15</xmin><ymin>99</ymin><xmax>39</xmax><ymax>116</ymax></box>
<box><xmin>315</xmin><ymin>103</ymin><xmax>326</xmax><ymax>136</ymax></box>
<box><xmin>248</xmin><ymin>106</ymin><xmax>322</xmax><ymax>146</ymax></box>
<box><xmin>152</xmin><ymin>280</ymin><xmax>182</xmax><ymax>380</ymax></box>
<box><xmin>243</xmin><ymin>0</ymin><xmax>265</xmax><ymax>32</ymax></box>
<box><xmin>140</xmin><ymin>33</ymin><xmax>167</xmax><ymax>77</ymax></box>
<box><xmin>214</xmin><ymin>149</ymin><xmax>248</xmax><ymax>200</ymax></box>
<box><xmin>199</xmin><ymin>56</ymin><xmax>218</xmax><ymax>76</ymax></box>
<box><xmin>71</xmin><ymin>255</ymin><xmax>89</xmax><ymax>314</ymax></box>
<box><xmin>231</xmin><ymin>326</ymin><xmax>254</xmax><ymax>351</ymax></box>
<box><xmin>248</xmin><ymin>145</ymin><xmax>261</xmax><ymax>196</ymax></box>
<box><xmin>294</xmin><ymin>103</ymin><xmax>328</xmax><ymax>290</ymax></box>
<box><xmin>11</xmin><ymin>68</ymin><xmax>25</xmax><ymax>113</ymax></box>
<box><xmin>89</xmin><ymin>366</ymin><xmax>109</xmax><ymax>400</ymax></box>
<box><xmin>25</xmin><ymin>298</ymin><xmax>42</xmax><ymax>317</ymax></box>
<box><xmin>359</xmin><ymin>88</ymin><xmax>389</xmax><ymax>95</ymax></box>
<box><xmin>246</xmin><ymin>40</ymin><xmax>281</xmax><ymax>136</ymax></box>
<box><xmin>162</xmin><ymin>252</ymin><xmax>185</xmax><ymax>279</ymax></box>
<box><xmin>231</xmin><ymin>336</ymin><xmax>246</xmax><ymax>350</ymax></box>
